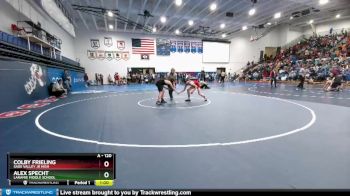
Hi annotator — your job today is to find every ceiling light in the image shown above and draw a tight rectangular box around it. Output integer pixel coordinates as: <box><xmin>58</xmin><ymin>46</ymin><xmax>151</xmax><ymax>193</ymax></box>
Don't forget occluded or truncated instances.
<box><xmin>175</xmin><ymin>0</ymin><xmax>182</xmax><ymax>6</ymax></box>
<box><xmin>152</xmin><ymin>27</ymin><xmax>157</xmax><ymax>33</ymax></box>
<box><xmin>220</xmin><ymin>23</ymin><xmax>226</xmax><ymax>29</ymax></box>
<box><xmin>274</xmin><ymin>12</ymin><xmax>281</xmax><ymax>19</ymax></box>
<box><xmin>175</xmin><ymin>29</ymin><xmax>180</xmax><ymax>34</ymax></box>
<box><xmin>249</xmin><ymin>8</ymin><xmax>256</xmax><ymax>16</ymax></box>
<box><xmin>242</xmin><ymin>26</ymin><xmax>248</xmax><ymax>31</ymax></box>
<box><xmin>160</xmin><ymin>16</ymin><xmax>167</xmax><ymax>23</ymax></box>
<box><xmin>267</xmin><ymin>22</ymin><xmax>271</xmax><ymax>26</ymax></box>
<box><xmin>210</xmin><ymin>3</ymin><xmax>217</xmax><ymax>11</ymax></box>
<box><xmin>309</xmin><ymin>20</ymin><xmax>314</xmax><ymax>24</ymax></box>
<box><xmin>319</xmin><ymin>0</ymin><xmax>329</xmax><ymax>5</ymax></box>
<box><xmin>108</xmin><ymin>24</ymin><xmax>114</xmax><ymax>29</ymax></box>
<box><xmin>107</xmin><ymin>11</ymin><xmax>113</xmax><ymax>17</ymax></box>
<box><xmin>336</xmin><ymin>14</ymin><xmax>341</xmax><ymax>18</ymax></box>
<box><xmin>188</xmin><ymin>20</ymin><xmax>194</xmax><ymax>26</ymax></box>
<box><xmin>222</xmin><ymin>34</ymin><xmax>227</xmax><ymax>38</ymax></box>
<box><xmin>290</xmin><ymin>16</ymin><xmax>293</xmax><ymax>20</ymax></box>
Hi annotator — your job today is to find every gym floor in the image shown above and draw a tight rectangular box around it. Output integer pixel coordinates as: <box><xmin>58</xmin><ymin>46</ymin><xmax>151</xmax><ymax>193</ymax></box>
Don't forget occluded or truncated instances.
<box><xmin>1</xmin><ymin>82</ymin><xmax>350</xmax><ymax>189</ymax></box>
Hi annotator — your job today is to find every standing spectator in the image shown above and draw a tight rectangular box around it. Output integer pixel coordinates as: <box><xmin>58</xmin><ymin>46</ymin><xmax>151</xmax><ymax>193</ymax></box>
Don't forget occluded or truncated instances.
<box><xmin>140</xmin><ymin>74</ymin><xmax>144</xmax><ymax>84</ymax></box>
<box><xmin>84</xmin><ymin>73</ymin><xmax>89</xmax><ymax>86</ymax></box>
<box><xmin>270</xmin><ymin>68</ymin><xmax>277</xmax><ymax>88</ymax></box>
<box><xmin>95</xmin><ymin>73</ymin><xmax>100</xmax><ymax>85</ymax></box>
<box><xmin>220</xmin><ymin>71</ymin><xmax>226</xmax><ymax>83</ymax></box>
<box><xmin>100</xmin><ymin>74</ymin><xmax>104</xmax><ymax>85</ymax></box>
<box><xmin>62</xmin><ymin>70</ymin><xmax>72</xmax><ymax>91</ymax></box>
<box><xmin>297</xmin><ymin>66</ymin><xmax>306</xmax><ymax>90</ymax></box>
<box><xmin>108</xmin><ymin>74</ymin><xmax>114</xmax><ymax>85</ymax></box>
<box><xmin>114</xmin><ymin>72</ymin><xmax>120</xmax><ymax>86</ymax></box>
<box><xmin>200</xmin><ymin>70</ymin><xmax>205</xmax><ymax>81</ymax></box>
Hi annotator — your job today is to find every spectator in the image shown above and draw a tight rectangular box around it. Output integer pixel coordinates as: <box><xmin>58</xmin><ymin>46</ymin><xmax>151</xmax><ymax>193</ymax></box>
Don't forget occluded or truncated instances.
<box><xmin>297</xmin><ymin>65</ymin><xmax>306</xmax><ymax>90</ymax></box>
<box><xmin>220</xmin><ymin>71</ymin><xmax>226</xmax><ymax>83</ymax></box>
<box><xmin>52</xmin><ymin>79</ymin><xmax>67</xmax><ymax>97</ymax></box>
<box><xmin>108</xmin><ymin>74</ymin><xmax>114</xmax><ymax>85</ymax></box>
<box><xmin>95</xmin><ymin>73</ymin><xmax>100</xmax><ymax>85</ymax></box>
<box><xmin>84</xmin><ymin>73</ymin><xmax>90</xmax><ymax>86</ymax></box>
<box><xmin>270</xmin><ymin>68</ymin><xmax>277</xmax><ymax>88</ymax></box>
<box><xmin>100</xmin><ymin>74</ymin><xmax>104</xmax><ymax>85</ymax></box>
<box><xmin>114</xmin><ymin>72</ymin><xmax>120</xmax><ymax>86</ymax></box>
<box><xmin>62</xmin><ymin>70</ymin><xmax>72</xmax><ymax>91</ymax></box>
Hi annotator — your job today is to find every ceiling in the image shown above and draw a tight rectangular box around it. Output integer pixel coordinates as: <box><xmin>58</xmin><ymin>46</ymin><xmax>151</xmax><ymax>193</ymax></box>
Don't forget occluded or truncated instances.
<box><xmin>60</xmin><ymin>0</ymin><xmax>350</xmax><ymax>39</ymax></box>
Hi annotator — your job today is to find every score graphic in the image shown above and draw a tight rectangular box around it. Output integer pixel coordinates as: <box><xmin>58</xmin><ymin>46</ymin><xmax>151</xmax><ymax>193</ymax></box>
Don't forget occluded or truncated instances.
<box><xmin>8</xmin><ymin>153</ymin><xmax>116</xmax><ymax>187</ymax></box>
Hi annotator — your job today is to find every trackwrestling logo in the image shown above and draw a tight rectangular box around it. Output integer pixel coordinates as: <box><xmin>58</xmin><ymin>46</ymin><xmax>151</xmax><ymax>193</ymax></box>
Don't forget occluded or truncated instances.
<box><xmin>24</xmin><ymin>64</ymin><xmax>45</xmax><ymax>95</ymax></box>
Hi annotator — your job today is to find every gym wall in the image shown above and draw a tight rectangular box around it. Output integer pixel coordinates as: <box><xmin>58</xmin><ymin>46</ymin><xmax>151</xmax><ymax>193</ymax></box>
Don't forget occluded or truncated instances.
<box><xmin>0</xmin><ymin>0</ymin><xmax>77</xmax><ymax>60</ymax></box>
<box><xmin>74</xmin><ymin>30</ymin><xmax>236</xmax><ymax>81</ymax></box>
<box><xmin>0</xmin><ymin>59</ymin><xmax>85</xmax><ymax>112</ymax></box>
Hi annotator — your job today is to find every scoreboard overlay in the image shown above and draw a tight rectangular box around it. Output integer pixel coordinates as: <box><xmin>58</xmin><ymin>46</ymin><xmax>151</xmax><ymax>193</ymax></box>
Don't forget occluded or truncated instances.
<box><xmin>7</xmin><ymin>153</ymin><xmax>115</xmax><ymax>187</ymax></box>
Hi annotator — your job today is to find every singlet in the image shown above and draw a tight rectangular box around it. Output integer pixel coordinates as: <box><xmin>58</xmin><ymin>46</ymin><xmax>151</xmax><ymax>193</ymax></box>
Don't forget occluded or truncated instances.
<box><xmin>193</xmin><ymin>80</ymin><xmax>201</xmax><ymax>88</ymax></box>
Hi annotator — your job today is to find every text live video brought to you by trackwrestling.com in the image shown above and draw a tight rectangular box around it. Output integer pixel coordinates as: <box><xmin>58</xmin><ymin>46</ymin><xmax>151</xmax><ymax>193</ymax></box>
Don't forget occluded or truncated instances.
<box><xmin>0</xmin><ymin>189</ymin><xmax>193</xmax><ymax>196</ymax></box>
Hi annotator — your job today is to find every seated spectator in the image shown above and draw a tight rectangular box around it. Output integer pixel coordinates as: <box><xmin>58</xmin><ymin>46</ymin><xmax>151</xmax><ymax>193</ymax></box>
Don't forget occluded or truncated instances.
<box><xmin>52</xmin><ymin>79</ymin><xmax>67</xmax><ymax>97</ymax></box>
<box><xmin>108</xmin><ymin>74</ymin><xmax>114</xmax><ymax>85</ymax></box>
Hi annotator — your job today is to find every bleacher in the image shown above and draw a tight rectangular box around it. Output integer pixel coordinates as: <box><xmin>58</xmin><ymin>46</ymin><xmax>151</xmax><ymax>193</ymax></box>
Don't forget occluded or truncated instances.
<box><xmin>0</xmin><ymin>31</ymin><xmax>82</xmax><ymax>72</ymax></box>
<box><xmin>241</xmin><ymin>31</ymin><xmax>350</xmax><ymax>82</ymax></box>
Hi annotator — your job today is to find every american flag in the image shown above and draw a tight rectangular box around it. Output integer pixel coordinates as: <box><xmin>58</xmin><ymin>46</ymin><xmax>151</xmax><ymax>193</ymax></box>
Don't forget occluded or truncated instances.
<box><xmin>132</xmin><ymin>38</ymin><xmax>155</xmax><ymax>54</ymax></box>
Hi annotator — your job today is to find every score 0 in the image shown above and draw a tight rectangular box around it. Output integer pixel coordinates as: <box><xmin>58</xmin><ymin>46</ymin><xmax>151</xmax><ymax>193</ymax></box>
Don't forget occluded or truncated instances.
<box><xmin>103</xmin><ymin>160</ymin><xmax>110</xmax><ymax>178</ymax></box>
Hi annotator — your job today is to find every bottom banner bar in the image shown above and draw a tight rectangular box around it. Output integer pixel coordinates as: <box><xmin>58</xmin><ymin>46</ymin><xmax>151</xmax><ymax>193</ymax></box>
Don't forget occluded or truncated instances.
<box><xmin>9</xmin><ymin>180</ymin><xmax>96</xmax><ymax>186</ymax></box>
<box><xmin>1</xmin><ymin>189</ymin><xmax>192</xmax><ymax>196</ymax></box>
<box><xmin>1</xmin><ymin>188</ymin><xmax>57</xmax><ymax>196</ymax></box>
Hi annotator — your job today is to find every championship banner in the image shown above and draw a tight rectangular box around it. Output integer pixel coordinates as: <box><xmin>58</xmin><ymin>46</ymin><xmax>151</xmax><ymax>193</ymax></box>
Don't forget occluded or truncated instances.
<box><xmin>141</xmin><ymin>54</ymin><xmax>150</xmax><ymax>60</ymax></box>
<box><xmin>104</xmin><ymin>37</ymin><xmax>113</xmax><ymax>47</ymax></box>
<box><xmin>105</xmin><ymin>51</ymin><xmax>113</xmax><ymax>61</ymax></box>
<box><xmin>170</xmin><ymin>40</ymin><xmax>177</xmax><ymax>53</ymax></box>
<box><xmin>114</xmin><ymin>52</ymin><xmax>122</xmax><ymax>61</ymax></box>
<box><xmin>177</xmin><ymin>41</ymin><xmax>184</xmax><ymax>53</ymax></box>
<box><xmin>117</xmin><ymin>41</ymin><xmax>125</xmax><ymax>50</ymax></box>
<box><xmin>191</xmin><ymin>42</ymin><xmax>197</xmax><ymax>53</ymax></box>
<box><xmin>156</xmin><ymin>39</ymin><xmax>171</xmax><ymax>56</ymax></box>
<box><xmin>122</xmin><ymin>52</ymin><xmax>130</xmax><ymax>61</ymax></box>
<box><xmin>87</xmin><ymin>50</ymin><xmax>97</xmax><ymax>60</ymax></box>
<box><xmin>197</xmin><ymin>42</ymin><xmax>203</xmax><ymax>53</ymax></box>
<box><xmin>90</xmin><ymin>39</ymin><xmax>100</xmax><ymax>49</ymax></box>
<box><xmin>97</xmin><ymin>50</ymin><xmax>105</xmax><ymax>60</ymax></box>
<box><xmin>184</xmin><ymin>41</ymin><xmax>191</xmax><ymax>53</ymax></box>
